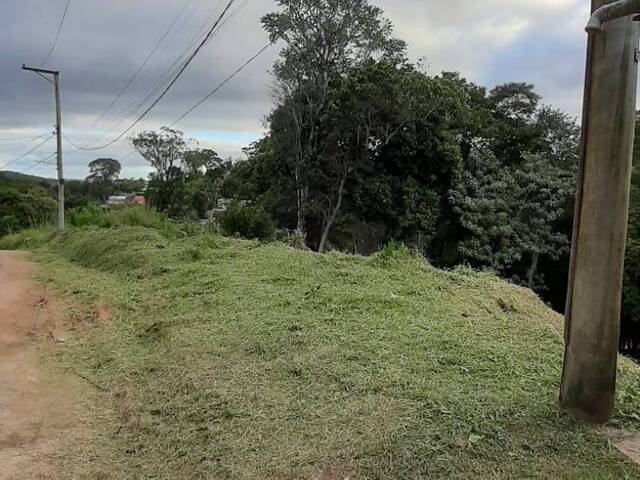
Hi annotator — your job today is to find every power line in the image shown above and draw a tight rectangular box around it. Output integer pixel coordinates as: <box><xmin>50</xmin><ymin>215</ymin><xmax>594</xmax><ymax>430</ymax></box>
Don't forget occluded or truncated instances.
<box><xmin>0</xmin><ymin>132</ymin><xmax>50</xmax><ymax>143</ymax></box>
<box><xmin>0</xmin><ymin>134</ymin><xmax>54</xmax><ymax>170</ymax></box>
<box><xmin>0</xmin><ymin>133</ymin><xmax>52</xmax><ymax>151</ymax></box>
<box><xmin>87</xmin><ymin>0</ymin><xmax>196</xmax><ymax>132</ymax></box>
<box><xmin>64</xmin><ymin>42</ymin><xmax>268</xmax><ymax>157</ymax></box>
<box><xmin>21</xmin><ymin>153</ymin><xmax>58</xmax><ymax>173</ymax></box>
<box><xmin>171</xmin><ymin>42</ymin><xmax>272</xmax><ymax>127</ymax></box>
<box><xmin>65</xmin><ymin>0</ymin><xmax>237</xmax><ymax>152</ymax></box>
<box><xmin>40</xmin><ymin>0</ymin><xmax>72</xmax><ymax>66</ymax></box>
<box><xmin>82</xmin><ymin>0</ymin><xmax>252</xmax><ymax>146</ymax></box>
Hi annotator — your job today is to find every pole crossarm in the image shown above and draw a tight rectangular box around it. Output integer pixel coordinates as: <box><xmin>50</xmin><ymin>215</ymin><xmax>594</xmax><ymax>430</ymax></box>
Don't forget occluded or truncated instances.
<box><xmin>587</xmin><ymin>0</ymin><xmax>640</xmax><ymax>32</ymax></box>
<box><xmin>21</xmin><ymin>65</ymin><xmax>59</xmax><ymax>76</ymax></box>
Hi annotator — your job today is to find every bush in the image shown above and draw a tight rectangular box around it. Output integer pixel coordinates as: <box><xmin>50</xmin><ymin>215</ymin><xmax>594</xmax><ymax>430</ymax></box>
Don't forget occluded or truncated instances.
<box><xmin>218</xmin><ymin>203</ymin><xmax>275</xmax><ymax>240</ymax></box>
<box><xmin>68</xmin><ymin>204</ymin><xmax>107</xmax><ymax>227</ymax></box>
<box><xmin>0</xmin><ymin>227</ymin><xmax>57</xmax><ymax>250</ymax></box>
<box><xmin>371</xmin><ymin>241</ymin><xmax>417</xmax><ymax>267</ymax></box>
<box><xmin>275</xmin><ymin>229</ymin><xmax>309</xmax><ymax>250</ymax></box>
<box><xmin>106</xmin><ymin>206</ymin><xmax>177</xmax><ymax>239</ymax></box>
<box><xmin>66</xmin><ymin>205</ymin><xmax>177</xmax><ymax>239</ymax></box>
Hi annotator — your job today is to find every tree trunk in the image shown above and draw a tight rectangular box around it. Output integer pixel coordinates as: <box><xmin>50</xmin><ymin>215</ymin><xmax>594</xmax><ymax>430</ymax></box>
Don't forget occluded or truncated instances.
<box><xmin>295</xmin><ymin>163</ymin><xmax>307</xmax><ymax>234</ymax></box>
<box><xmin>318</xmin><ymin>172</ymin><xmax>348</xmax><ymax>253</ymax></box>
<box><xmin>527</xmin><ymin>251</ymin><xmax>539</xmax><ymax>290</ymax></box>
<box><xmin>560</xmin><ymin>1</ymin><xmax>639</xmax><ymax>423</ymax></box>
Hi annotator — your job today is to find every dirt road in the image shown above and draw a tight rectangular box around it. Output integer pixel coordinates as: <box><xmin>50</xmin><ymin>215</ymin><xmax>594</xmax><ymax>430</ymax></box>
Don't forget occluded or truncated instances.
<box><xmin>0</xmin><ymin>251</ymin><xmax>85</xmax><ymax>480</ymax></box>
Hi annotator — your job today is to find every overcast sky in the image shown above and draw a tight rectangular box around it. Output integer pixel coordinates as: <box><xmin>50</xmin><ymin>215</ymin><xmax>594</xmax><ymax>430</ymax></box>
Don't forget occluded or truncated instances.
<box><xmin>0</xmin><ymin>0</ymin><xmax>590</xmax><ymax>179</ymax></box>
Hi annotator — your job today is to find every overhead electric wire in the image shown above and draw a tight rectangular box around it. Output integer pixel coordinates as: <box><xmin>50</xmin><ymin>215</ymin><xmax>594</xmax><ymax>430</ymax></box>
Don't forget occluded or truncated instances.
<box><xmin>0</xmin><ymin>133</ymin><xmax>51</xmax><ymax>151</ymax></box>
<box><xmin>87</xmin><ymin>0</ymin><xmax>196</xmax><ymax>132</ymax></box>
<box><xmin>21</xmin><ymin>152</ymin><xmax>58</xmax><ymax>173</ymax></box>
<box><xmin>86</xmin><ymin>0</ymin><xmax>238</xmax><ymax>142</ymax></box>
<box><xmin>170</xmin><ymin>42</ymin><xmax>272</xmax><ymax>127</ymax></box>
<box><xmin>0</xmin><ymin>132</ymin><xmax>50</xmax><ymax>143</ymax></box>
<box><xmin>65</xmin><ymin>0</ymin><xmax>236</xmax><ymax>152</ymax></box>
<box><xmin>40</xmin><ymin>0</ymin><xmax>72</xmax><ymax>66</ymax></box>
<box><xmin>84</xmin><ymin>0</ymin><xmax>251</xmax><ymax>147</ymax></box>
<box><xmin>0</xmin><ymin>134</ymin><xmax>54</xmax><ymax>170</ymax></box>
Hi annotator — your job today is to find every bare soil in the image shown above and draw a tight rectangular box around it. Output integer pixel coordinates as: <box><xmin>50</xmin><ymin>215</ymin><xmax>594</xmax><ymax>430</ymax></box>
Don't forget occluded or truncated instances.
<box><xmin>0</xmin><ymin>251</ymin><xmax>86</xmax><ymax>480</ymax></box>
<box><xmin>604</xmin><ymin>428</ymin><xmax>640</xmax><ymax>468</ymax></box>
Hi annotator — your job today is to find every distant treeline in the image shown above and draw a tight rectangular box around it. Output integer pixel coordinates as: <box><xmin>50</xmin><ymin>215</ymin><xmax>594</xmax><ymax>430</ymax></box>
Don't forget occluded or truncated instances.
<box><xmin>0</xmin><ymin>164</ymin><xmax>146</xmax><ymax>236</ymax></box>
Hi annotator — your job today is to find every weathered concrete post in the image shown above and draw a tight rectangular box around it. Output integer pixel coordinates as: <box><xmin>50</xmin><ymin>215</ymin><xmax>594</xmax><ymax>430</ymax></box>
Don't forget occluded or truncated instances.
<box><xmin>560</xmin><ymin>0</ymin><xmax>640</xmax><ymax>423</ymax></box>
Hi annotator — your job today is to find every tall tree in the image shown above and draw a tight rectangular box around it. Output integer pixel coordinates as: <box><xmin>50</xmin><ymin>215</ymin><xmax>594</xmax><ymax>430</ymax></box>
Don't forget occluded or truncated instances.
<box><xmin>263</xmin><ymin>0</ymin><xmax>406</xmax><ymax>236</ymax></box>
<box><xmin>86</xmin><ymin>158</ymin><xmax>121</xmax><ymax>202</ymax></box>
<box><xmin>449</xmin><ymin>147</ymin><xmax>575</xmax><ymax>289</ymax></box>
<box><xmin>132</xmin><ymin>127</ymin><xmax>187</xmax><ymax>182</ymax></box>
<box><xmin>183</xmin><ymin>149</ymin><xmax>223</xmax><ymax>178</ymax></box>
<box><xmin>133</xmin><ymin>127</ymin><xmax>191</xmax><ymax>216</ymax></box>
<box><xmin>489</xmin><ymin>82</ymin><xmax>540</xmax><ymax>164</ymax></box>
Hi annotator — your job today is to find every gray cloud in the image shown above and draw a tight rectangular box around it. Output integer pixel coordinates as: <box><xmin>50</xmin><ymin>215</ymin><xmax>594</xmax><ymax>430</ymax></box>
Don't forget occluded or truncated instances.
<box><xmin>1</xmin><ymin>0</ymin><xmax>594</xmax><ymax>178</ymax></box>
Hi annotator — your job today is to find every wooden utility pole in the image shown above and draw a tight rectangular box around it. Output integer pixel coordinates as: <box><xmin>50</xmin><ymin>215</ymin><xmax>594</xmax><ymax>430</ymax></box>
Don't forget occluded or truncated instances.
<box><xmin>22</xmin><ymin>65</ymin><xmax>65</xmax><ymax>231</ymax></box>
<box><xmin>560</xmin><ymin>0</ymin><xmax>640</xmax><ymax>423</ymax></box>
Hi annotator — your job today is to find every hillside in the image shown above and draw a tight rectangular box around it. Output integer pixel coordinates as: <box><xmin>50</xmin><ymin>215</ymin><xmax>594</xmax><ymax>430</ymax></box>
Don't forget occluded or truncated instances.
<box><xmin>5</xmin><ymin>226</ymin><xmax>640</xmax><ymax>478</ymax></box>
<box><xmin>0</xmin><ymin>170</ymin><xmax>56</xmax><ymax>184</ymax></box>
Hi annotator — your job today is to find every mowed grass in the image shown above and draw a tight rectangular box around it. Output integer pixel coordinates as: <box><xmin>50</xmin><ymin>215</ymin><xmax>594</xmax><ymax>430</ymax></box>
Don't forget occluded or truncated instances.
<box><xmin>25</xmin><ymin>226</ymin><xmax>640</xmax><ymax>479</ymax></box>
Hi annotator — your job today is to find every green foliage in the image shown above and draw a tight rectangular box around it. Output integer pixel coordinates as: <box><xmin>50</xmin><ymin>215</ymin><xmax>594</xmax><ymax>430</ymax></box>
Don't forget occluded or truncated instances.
<box><xmin>0</xmin><ymin>184</ymin><xmax>57</xmax><ymax>235</ymax></box>
<box><xmin>0</xmin><ymin>226</ymin><xmax>56</xmax><ymax>250</ymax></box>
<box><xmin>51</xmin><ymin>226</ymin><xmax>170</xmax><ymax>274</ymax></box>
<box><xmin>254</xmin><ymin>46</ymin><xmax>578</xmax><ymax>293</ymax></box>
<box><xmin>66</xmin><ymin>204</ymin><xmax>176</xmax><ymax>239</ymax></box>
<box><xmin>86</xmin><ymin>158</ymin><xmax>122</xmax><ymax>202</ymax></box>
<box><xmin>133</xmin><ymin>128</ymin><xmax>231</xmax><ymax>220</ymax></box>
<box><xmin>274</xmin><ymin>229</ymin><xmax>309</xmax><ymax>250</ymax></box>
<box><xmin>218</xmin><ymin>203</ymin><xmax>275</xmax><ymax>240</ymax></box>
<box><xmin>622</xmin><ymin>125</ymin><xmax>640</xmax><ymax>354</ymax></box>
<box><xmin>371</xmin><ymin>240</ymin><xmax>416</xmax><ymax>267</ymax></box>
<box><xmin>450</xmin><ymin>149</ymin><xmax>574</xmax><ymax>287</ymax></box>
<box><xmin>67</xmin><ymin>203</ymin><xmax>107</xmax><ymax>228</ymax></box>
<box><xmin>624</xmin><ymin>238</ymin><xmax>640</xmax><ymax>324</ymax></box>
<box><xmin>104</xmin><ymin>207</ymin><xmax>177</xmax><ymax>239</ymax></box>
<box><xmin>29</xmin><ymin>226</ymin><xmax>640</xmax><ymax>478</ymax></box>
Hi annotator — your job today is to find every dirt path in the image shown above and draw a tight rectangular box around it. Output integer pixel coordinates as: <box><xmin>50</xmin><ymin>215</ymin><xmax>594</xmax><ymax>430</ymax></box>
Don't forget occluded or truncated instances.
<box><xmin>0</xmin><ymin>251</ymin><xmax>86</xmax><ymax>480</ymax></box>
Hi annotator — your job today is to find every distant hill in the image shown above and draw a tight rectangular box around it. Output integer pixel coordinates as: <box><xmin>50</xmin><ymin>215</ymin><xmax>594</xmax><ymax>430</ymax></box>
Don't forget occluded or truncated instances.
<box><xmin>0</xmin><ymin>171</ymin><xmax>56</xmax><ymax>185</ymax></box>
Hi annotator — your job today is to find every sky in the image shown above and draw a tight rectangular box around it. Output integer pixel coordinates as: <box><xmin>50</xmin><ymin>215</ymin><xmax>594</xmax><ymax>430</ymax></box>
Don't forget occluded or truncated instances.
<box><xmin>0</xmin><ymin>0</ymin><xmax>590</xmax><ymax>179</ymax></box>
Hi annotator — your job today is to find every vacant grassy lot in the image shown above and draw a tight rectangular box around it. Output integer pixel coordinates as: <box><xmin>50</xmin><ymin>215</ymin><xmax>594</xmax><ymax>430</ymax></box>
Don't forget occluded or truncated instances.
<box><xmin>11</xmin><ymin>226</ymin><xmax>640</xmax><ymax>479</ymax></box>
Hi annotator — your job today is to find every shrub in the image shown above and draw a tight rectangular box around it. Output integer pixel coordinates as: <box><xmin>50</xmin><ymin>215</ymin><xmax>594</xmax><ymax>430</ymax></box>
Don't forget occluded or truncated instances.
<box><xmin>275</xmin><ymin>229</ymin><xmax>309</xmax><ymax>250</ymax></box>
<box><xmin>68</xmin><ymin>203</ymin><xmax>107</xmax><ymax>227</ymax></box>
<box><xmin>371</xmin><ymin>241</ymin><xmax>417</xmax><ymax>267</ymax></box>
<box><xmin>218</xmin><ymin>203</ymin><xmax>275</xmax><ymax>240</ymax></box>
<box><xmin>104</xmin><ymin>206</ymin><xmax>177</xmax><ymax>239</ymax></box>
<box><xmin>0</xmin><ymin>227</ymin><xmax>57</xmax><ymax>250</ymax></box>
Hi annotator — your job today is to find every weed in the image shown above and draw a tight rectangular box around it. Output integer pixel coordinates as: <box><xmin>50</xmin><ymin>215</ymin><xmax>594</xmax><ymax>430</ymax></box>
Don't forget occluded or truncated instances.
<box><xmin>0</xmin><ymin>226</ymin><xmax>57</xmax><ymax>250</ymax></box>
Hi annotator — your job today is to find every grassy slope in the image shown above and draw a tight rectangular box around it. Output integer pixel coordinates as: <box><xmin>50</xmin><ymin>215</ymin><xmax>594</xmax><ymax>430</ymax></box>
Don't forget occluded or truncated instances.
<box><xmin>21</xmin><ymin>226</ymin><xmax>640</xmax><ymax>479</ymax></box>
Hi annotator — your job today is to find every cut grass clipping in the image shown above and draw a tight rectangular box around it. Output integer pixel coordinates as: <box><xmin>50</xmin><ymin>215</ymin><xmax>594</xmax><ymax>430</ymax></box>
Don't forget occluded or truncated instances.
<box><xmin>23</xmin><ymin>226</ymin><xmax>640</xmax><ymax>479</ymax></box>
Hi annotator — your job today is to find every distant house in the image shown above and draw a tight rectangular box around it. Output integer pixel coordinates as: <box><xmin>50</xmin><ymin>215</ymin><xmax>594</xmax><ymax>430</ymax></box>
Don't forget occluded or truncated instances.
<box><xmin>206</xmin><ymin>198</ymin><xmax>248</xmax><ymax>220</ymax></box>
<box><xmin>202</xmin><ymin>198</ymin><xmax>249</xmax><ymax>223</ymax></box>
<box><xmin>129</xmin><ymin>193</ymin><xmax>146</xmax><ymax>206</ymax></box>
<box><xmin>106</xmin><ymin>195</ymin><xmax>128</xmax><ymax>208</ymax></box>
<box><xmin>105</xmin><ymin>193</ymin><xmax>146</xmax><ymax>209</ymax></box>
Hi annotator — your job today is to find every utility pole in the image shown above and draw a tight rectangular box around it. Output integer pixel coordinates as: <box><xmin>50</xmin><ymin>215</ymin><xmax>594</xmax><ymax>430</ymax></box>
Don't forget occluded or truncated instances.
<box><xmin>561</xmin><ymin>0</ymin><xmax>640</xmax><ymax>423</ymax></box>
<box><xmin>22</xmin><ymin>65</ymin><xmax>65</xmax><ymax>231</ymax></box>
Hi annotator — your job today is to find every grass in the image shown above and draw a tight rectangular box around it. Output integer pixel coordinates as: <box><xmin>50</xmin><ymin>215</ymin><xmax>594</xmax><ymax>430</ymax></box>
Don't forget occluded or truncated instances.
<box><xmin>67</xmin><ymin>204</ymin><xmax>179</xmax><ymax>238</ymax></box>
<box><xmin>0</xmin><ymin>226</ymin><xmax>57</xmax><ymax>250</ymax></box>
<box><xmin>23</xmin><ymin>226</ymin><xmax>640</xmax><ymax>479</ymax></box>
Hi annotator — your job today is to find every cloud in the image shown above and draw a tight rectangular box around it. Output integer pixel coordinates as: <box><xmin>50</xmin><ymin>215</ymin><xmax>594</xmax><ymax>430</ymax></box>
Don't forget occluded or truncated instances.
<box><xmin>0</xmin><ymin>0</ymin><xmax>594</xmax><ymax>178</ymax></box>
